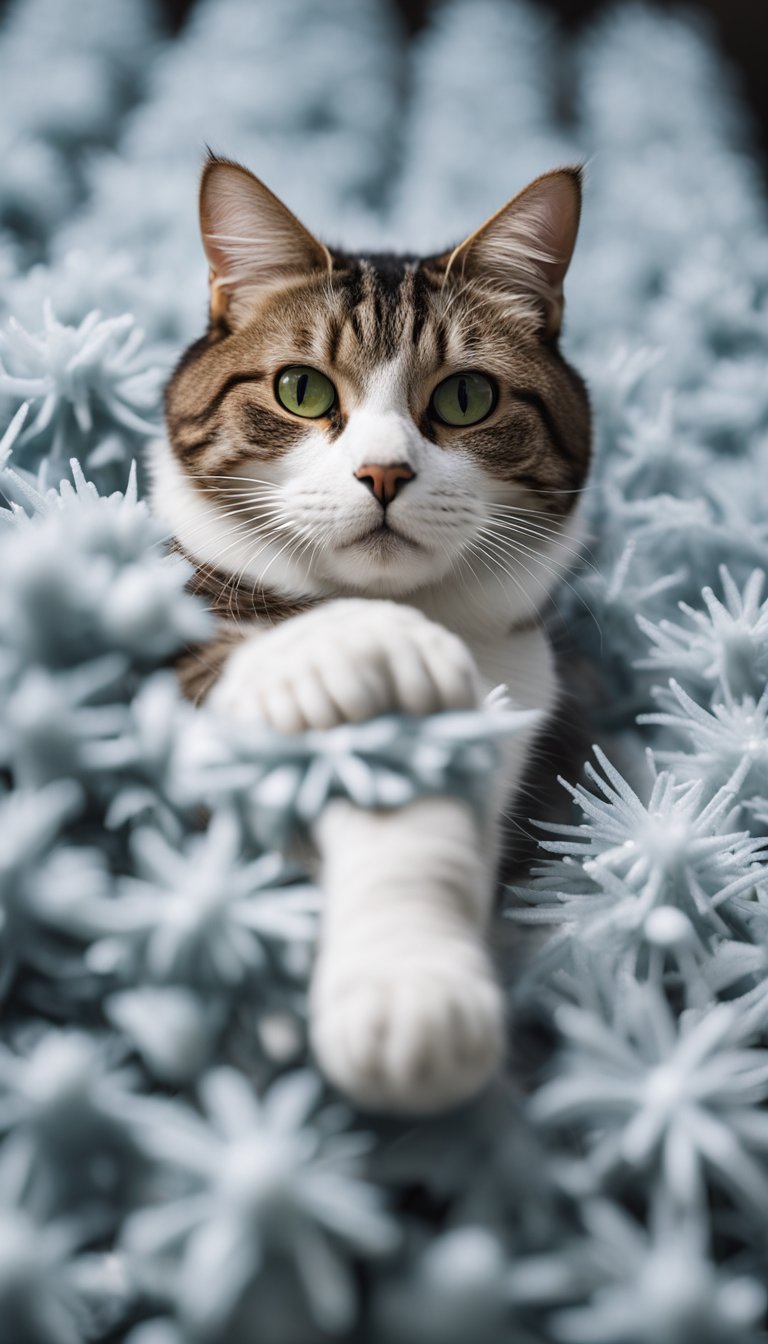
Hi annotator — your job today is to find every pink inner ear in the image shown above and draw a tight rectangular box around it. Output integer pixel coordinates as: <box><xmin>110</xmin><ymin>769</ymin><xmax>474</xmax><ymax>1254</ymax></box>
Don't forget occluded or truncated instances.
<box><xmin>448</xmin><ymin>168</ymin><xmax>582</xmax><ymax>336</ymax></box>
<box><xmin>480</xmin><ymin>173</ymin><xmax>580</xmax><ymax>297</ymax></box>
<box><xmin>529</xmin><ymin>175</ymin><xmax>581</xmax><ymax>289</ymax></box>
<box><xmin>200</xmin><ymin>161</ymin><xmax>330</xmax><ymax>295</ymax></box>
<box><xmin>446</xmin><ymin>168</ymin><xmax>582</xmax><ymax>317</ymax></box>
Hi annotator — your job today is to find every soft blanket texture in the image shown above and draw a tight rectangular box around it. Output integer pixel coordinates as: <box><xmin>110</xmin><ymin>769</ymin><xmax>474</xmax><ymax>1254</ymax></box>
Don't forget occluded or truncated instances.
<box><xmin>1</xmin><ymin>1</ymin><xmax>768</xmax><ymax>1340</ymax></box>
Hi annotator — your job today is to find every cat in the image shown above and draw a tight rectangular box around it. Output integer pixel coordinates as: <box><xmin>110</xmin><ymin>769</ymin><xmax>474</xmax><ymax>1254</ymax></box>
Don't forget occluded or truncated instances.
<box><xmin>150</xmin><ymin>153</ymin><xmax>591</xmax><ymax>1114</ymax></box>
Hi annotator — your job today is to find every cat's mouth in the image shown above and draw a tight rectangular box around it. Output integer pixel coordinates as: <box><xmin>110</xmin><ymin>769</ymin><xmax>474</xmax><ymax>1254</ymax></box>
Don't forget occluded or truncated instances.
<box><xmin>340</xmin><ymin>521</ymin><xmax>422</xmax><ymax>553</ymax></box>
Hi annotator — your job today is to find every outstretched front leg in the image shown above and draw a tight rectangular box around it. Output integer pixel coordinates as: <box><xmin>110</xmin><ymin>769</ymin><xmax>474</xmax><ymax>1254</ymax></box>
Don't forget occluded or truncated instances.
<box><xmin>201</xmin><ymin>596</ymin><xmax>531</xmax><ymax>1113</ymax></box>
<box><xmin>309</xmin><ymin>793</ymin><xmax>505</xmax><ymax>1114</ymax></box>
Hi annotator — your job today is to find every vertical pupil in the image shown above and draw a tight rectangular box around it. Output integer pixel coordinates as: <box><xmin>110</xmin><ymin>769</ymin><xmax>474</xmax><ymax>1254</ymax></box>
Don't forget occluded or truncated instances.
<box><xmin>457</xmin><ymin>378</ymin><xmax>468</xmax><ymax>414</ymax></box>
<box><xmin>296</xmin><ymin>372</ymin><xmax>309</xmax><ymax>406</ymax></box>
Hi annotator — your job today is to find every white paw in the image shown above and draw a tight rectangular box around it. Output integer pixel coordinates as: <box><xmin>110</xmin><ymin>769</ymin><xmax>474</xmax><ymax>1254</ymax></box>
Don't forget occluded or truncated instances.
<box><xmin>309</xmin><ymin>954</ymin><xmax>505</xmax><ymax>1114</ymax></box>
<box><xmin>208</xmin><ymin>599</ymin><xmax>480</xmax><ymax>733</ymax></box>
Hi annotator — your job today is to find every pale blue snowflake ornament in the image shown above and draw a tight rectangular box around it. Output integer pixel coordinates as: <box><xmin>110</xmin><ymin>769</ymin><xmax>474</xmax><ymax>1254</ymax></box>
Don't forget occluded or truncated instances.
<box><xmin>123</xmin><ymin>1068</ymin><xmax>397</xmax><ymax>1335</ymax></box>
<box><xmin>190</xmin><ymin>703</ymin><xmax>539</xmax><ymax>851</ymax></box>
<box><xmin>510</xmin><ymin>747</ymin><xmax>767</xmax><ymax>962</ymax></box>
<box><xmin>637</xmin><ymin>568</ymin><xmax>768</xmax><ymax>704</ymax></box>
<box><xmin>0</xmin><ymin>781</ymin><xmax>85</xmax><ymax>1000</ymax></box>
<box><xmin>0</xmin><ymin>1029</ymin><xmax>146</xmax><ymax>1225</ymax></box>
<box><xmin>373</xmin><ymin>1226</ymin><xmax>533</xmax><ymax>1344</ymax></box>
<box><xmin>531</xmin><ymin>982</ymin><xmax>768</xmax><ymax>1214</ymax></box>
<box><xmin>89</xmin><ymin>673</ymin><xmax>205</xmax><ymax>838</ymax></box>
<box><xmin>0</xmin><ymin>1197</ymin><xmax>98</xmax><ymax>1344</ymax></box>
<box><xmin>549</xmin><ymin>1188</ymin><xmax>768</xmax><ymax>1344</ymax></box>
<box><xmin>0</xmin><ymin>459</ymin><xmax>208</xmax><ymax>667</ymax></box>
<box><xmin>1</xmin><ymin>1</ymin><xmax>768</xmax><ymax>1338</ymax></box>
<box><xmin>106</xmin><ymin>986</ymin><xmax>227</xmax><ymax>1087</ymax></box>
<box><xmin>642</xmin><ymin>680</ymin><xmax>768</xmax><ymax>805</ymax></box>
<box><xmin>79</xmin><ymin>809</ymin><xmax>318</xmax><ymax>994</ymax></box>
<box><xmin>0</xmin><ymin>305</ymin><xmax>162</xmax><ymax>477</ymax></box>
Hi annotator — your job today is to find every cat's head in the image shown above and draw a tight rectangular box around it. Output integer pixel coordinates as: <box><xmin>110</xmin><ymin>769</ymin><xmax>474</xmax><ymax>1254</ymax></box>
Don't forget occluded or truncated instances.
<box><xmin>157</xmin><ymin>154</ymin><xmax>590</xmax><ymax>617</ymax></box>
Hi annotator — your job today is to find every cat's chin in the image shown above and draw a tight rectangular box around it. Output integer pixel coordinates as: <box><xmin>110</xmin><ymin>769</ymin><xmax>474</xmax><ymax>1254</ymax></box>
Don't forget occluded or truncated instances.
<box><xmin>320</xmin><ymin>534</ymin><xmax>453</xmax><ymax>599</ymax></box>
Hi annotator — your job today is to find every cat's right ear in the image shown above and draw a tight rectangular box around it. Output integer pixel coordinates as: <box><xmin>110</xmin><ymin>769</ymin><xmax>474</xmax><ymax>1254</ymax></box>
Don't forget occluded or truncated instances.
<box><xmin>199</xmin><ymin>155</ymin><xmax>332</xmax><ymax>325</ymax></box>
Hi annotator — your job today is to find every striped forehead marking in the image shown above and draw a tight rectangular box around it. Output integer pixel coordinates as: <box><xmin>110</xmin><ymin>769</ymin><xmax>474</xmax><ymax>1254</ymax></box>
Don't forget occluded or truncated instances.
<box><xmin>327</xmin><ymin>255</ymin><xmax>450</xmax><ymax>372</ymax></box>
<box><xmin>333</xmin><ymin>256</ymin><xmax>412</xmax><ymax>359</ymax></box>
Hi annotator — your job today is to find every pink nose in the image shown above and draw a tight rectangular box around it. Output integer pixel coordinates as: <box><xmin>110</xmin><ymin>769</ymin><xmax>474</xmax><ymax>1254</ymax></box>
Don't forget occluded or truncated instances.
<box><xmin>354</xmin><ymin>462</ymin><xmax>416</xmax><ymax>507</ymax></box>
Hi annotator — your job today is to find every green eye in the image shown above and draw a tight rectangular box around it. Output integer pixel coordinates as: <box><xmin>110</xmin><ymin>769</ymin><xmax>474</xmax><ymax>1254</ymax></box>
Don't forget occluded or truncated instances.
<box><xmin>276</xmin><ymin>366</ymin><xmax>336</xmax><ymax>418</ymax></box>
<box><xmin>432</xmin><ymin>371</ymin><xmax>495</xmax><ymax>427</ymax></box>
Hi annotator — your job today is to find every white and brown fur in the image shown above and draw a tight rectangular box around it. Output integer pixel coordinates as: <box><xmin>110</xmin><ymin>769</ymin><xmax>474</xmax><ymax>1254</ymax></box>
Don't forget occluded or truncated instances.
<box><xmin>149</xmin><ymin>154</ymin><xmax>591</xmax><ymax>1113</ymax></box>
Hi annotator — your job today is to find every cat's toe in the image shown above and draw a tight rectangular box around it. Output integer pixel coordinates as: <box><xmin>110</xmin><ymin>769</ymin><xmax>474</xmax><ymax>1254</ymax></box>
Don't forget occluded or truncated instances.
<box><xmin>310</xmin><ymin>965</ymin><xmax>505</xmax><ymax>1115</ymax></box>
<box><xmin>388</xmin><ymin>623</ymin><xmax>481</xmax><ymax>715</ymax></box>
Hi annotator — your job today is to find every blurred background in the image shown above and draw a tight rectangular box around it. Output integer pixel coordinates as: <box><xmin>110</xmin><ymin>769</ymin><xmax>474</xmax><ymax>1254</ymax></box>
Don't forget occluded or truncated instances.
<box><xmin>1</xmin><ymin>4</ymin><xmax>768</xmax><ymax>1341</ymax></box>
<box><xmin>1</xmin><ymin>0</ymin><xmax>766</xmax><ymax>750</ymax></box>
<box><xmin>93</xmin><ymin>0</ymin><xmax>768</xmax><ymax>172</ymax></box>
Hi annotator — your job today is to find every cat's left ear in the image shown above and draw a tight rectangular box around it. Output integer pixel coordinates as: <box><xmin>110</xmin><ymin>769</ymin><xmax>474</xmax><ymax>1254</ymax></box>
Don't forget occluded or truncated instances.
<box><xmin>436</xmin><ymin>167</ymin><xmax>583</xmax><ymax>338</ymax></box>
<box><xmin>199</xmin><ymin>154</ymin><xmax>332</xmax><ymax>325</ymax></box>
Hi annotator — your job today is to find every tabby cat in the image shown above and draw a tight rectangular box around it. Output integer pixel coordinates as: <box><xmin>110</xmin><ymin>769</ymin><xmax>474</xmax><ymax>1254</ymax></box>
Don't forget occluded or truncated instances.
<box><xmin>151</xmin><ymin>154</ymin><xmax>590</xmax><ymax>1113</ymax></box>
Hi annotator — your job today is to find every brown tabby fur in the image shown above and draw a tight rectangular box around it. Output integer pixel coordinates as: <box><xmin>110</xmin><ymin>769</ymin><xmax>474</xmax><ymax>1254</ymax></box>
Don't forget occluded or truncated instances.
<box><xmin>162</xmin><ymin>159</ymin><xmax>591</xmax><ymax>703</ymax></box>
<box><xmin>170</xmin><ymin>539</ymin><xmax>318</xmax><ymax>703</ymax></box>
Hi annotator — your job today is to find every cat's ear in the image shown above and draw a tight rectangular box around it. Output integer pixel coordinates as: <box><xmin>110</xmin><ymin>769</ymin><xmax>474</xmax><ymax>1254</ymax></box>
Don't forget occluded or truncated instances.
<box><xmin>436</xmin><ymin>167</ymin><xmax>582</xmax><ymax>338</ymax></box>
<box><xmin>199</xmin><ymin>155</ymin><xmax>332</xmax><ymax>324</ymax></box>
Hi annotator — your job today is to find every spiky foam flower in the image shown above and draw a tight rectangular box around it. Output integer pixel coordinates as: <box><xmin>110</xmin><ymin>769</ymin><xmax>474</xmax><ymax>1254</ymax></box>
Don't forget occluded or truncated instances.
<box><xmin>637</xmin><ymin>567</ymin><xmax>768</xmax><ymax>703</ymax></box>
<box><xmin>122</xmin><ymin>1068</ymin><xmax>397</xmax><ymax>1334</ymax></box>
<box><xmin>549</xmin><ymin>1186</ymin><xmax>767</xmax><ymax>1344</ymax></box>
<box><xmin>0</xmin><ymin>781</ymin><xmax>82</xmax><ymax>999</ymax></box>
<box><xmin>80</xmin><ymin>809</ymin><xmax>318</xmax><ymax>992</ymax></box>
<box><xmin>642</xmin><ymin>680</ymin><xmax>768</xmax><ymax>803</ymax></box>
<box><xmin>531</xmin><ymin>981</ymin><xmax>768</xmax><ymax>1214</ymax></box>
<box><xmin>0</xmin><ymin>303</ymin><xmax>161</xmax><ymax>472</ymax></box>
<box><xmin>192</xmin><ymin>702</ymin><xmax>538</xmax><ymax>851</ymax></box>
<box><xmin>510</xmin><ymin>747</ymin><xmax>767</xmax><ymax>953</ymax></box>
<box><xmin>0</xmin><ymin>460</ymin><xmax>211</xmax><ymax>672</ymax></box>
<box><xmin>0</xmin><ymin>1029</ymin><xmax>144</xmax><ymax>1221</ymax></box>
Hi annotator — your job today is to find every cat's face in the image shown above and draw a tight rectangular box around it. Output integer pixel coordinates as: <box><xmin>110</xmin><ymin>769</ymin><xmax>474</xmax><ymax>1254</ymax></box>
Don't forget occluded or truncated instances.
<box><xmin>159</xmin><ymin>157</ymin><xmax>590</xmax><ymax>607</ymax></box>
